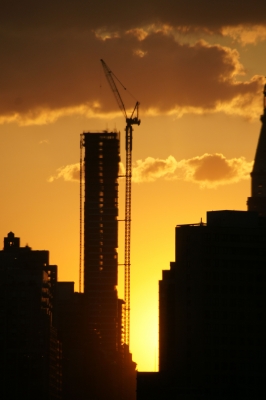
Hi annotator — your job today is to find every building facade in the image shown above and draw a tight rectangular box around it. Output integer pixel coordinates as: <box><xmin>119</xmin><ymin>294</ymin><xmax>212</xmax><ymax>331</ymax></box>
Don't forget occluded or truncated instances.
<box><xmin>159</xmin><ymin>211</ymin><xmax>266</xmax><ymax>398</ymax></box>
<box><xmin>82</xmin><ymin>131</ymin><xmax>121</xmax><ymax>356</ymax></box>
<box><xmin>0</xmin><ymin>232</ymin><xmax>62</xmax><ymax>400</ymax></box>
<box><xmin>247</xmin><ymin>84</ymin><xmax>266</xmax><ymax>216</ymax></box>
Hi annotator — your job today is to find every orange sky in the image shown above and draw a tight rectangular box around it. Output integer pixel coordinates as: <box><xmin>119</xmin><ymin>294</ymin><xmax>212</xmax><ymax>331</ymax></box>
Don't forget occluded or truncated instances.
<box><xmin>1</xmin><ymin>1</ymin><xmax>266</xmax><ymax>371</ymax></box>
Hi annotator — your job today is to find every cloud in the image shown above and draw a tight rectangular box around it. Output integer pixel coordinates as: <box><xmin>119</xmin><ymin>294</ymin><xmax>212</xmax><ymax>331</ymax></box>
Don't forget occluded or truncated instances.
<box><xmin>2</xmin><ymin>1</ymin><xmax>266</xmax><ymax>33</ymax></box>
<box><xmin>131</xmin><ymin>36</ymin><xmax>263</xmax><ymax>119</ymax></box>
<box><xmin>133</xmin><ymin>153</ymin><xmax>252</xmax><ymax>188</ymax></box>
<box><xmin>49</xmin><ymin>161</ymin><xmax>125</xmax><ymax>182</ymax></box>
<box><xmin>222</xmin><ymin>24</ymin><xmax>266</xmax><ymax>45</ymax></box>
<box><xmin>180</xmin><ymin>153</ymin><xmax>253</xmax><ymax>188</ymax></box>
<box><xmin>133</xmin><ymin>156</ymin><xmax>178</xmax><ymax>182</ymax></box>
<box><xmin>1</xmin><ymin>1</ymin><xmax>266</xmax><ymax>125</ymax></box>
<box><xmin>0</xmin><ymin>103</ymin><xmax>120</xmax><ymax>126</ymax></box>
<box><xmin>48</xmin><ymin>163</ymin><xmax>80</xmax><ymax>183</ymax></box>
<box><xmin>49</xmin><ymin>154</ymin><xmax>252</xmax><ymax>188</ymax></box>
<box><xmin>0</xmin><ymin>27</ymin><xmax>263</xmax><ymax>125</ymax></box>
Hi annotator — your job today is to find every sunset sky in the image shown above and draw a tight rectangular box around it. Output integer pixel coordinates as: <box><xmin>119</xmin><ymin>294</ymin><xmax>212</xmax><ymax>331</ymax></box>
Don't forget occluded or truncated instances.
<box><xmin>1</xmin><ymin>1</ymin><xmax>266</xmax><ymax>371</ymax></box>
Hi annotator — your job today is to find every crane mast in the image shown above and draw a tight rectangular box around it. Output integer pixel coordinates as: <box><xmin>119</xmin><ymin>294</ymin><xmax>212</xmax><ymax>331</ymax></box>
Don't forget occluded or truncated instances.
<box><xmin>100</xmin><ymin>59</ymin><xmax>140</xmax><ymax>347</ymax></box>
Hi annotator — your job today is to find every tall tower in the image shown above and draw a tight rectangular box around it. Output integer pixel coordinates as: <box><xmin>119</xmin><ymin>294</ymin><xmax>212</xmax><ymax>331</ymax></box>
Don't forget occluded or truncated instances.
<box><xmin>247</xmin><ymin>84</ymin><xmax>266</xmax><ymax>216</ymax></box>
<box><xmin>82</xmin><ymin>131</ymin><xmax>120</xmax><ymax>355</ymax></box>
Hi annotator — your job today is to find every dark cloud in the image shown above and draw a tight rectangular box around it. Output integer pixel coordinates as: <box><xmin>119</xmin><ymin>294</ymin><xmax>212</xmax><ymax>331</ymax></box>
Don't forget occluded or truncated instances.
<box><xmin>1</xmin><ymin>1</ymin><xmax>265</xmax><ymax>123</ymax></box>
<box><xmin>130</xmin><ymin>34</ymin><xmax>262</xmax><ymax>113</ymax></box>
<box><xmin>2</xmin><ymin>1</ymin><xmax>266</xmax><ymax>32</ymax></box>
<box><xmin>0</xmin><ymin>28</ymin><xmax>262</xmax><ymax>124</ymax></box>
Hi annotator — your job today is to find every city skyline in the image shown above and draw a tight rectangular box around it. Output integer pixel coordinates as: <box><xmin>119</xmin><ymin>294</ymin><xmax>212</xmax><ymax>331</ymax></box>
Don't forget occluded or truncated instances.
<box><xmin>1</xmin><ymin>1</ymin><xmax>266</xmax><ymax>370</ymax></box>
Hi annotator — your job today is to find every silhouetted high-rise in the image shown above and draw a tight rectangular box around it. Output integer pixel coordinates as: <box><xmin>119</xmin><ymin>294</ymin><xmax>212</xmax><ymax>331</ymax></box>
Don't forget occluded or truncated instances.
<box><xmin>247</xmin><ymin>84</ymin><xmax>266</xmax><ymax>216</ymax></box>
<box><xmin>138</xmin><ymin>212</ymin><xmax>266</xmax><ymax>400</ymax></box>
<box><xmin>0</xmin><ymin>232</ymin><xmax>62</xmax><ymax>400</ymax></box>
<box><xmin>160</xmin><ymin>211</ymin><xmax>266</xmax><ymax>398</ymax></box>
<box><xmin>82</xmin><ymin>131</ymin><xmax>121</xmax><ymax>355</ymax></box>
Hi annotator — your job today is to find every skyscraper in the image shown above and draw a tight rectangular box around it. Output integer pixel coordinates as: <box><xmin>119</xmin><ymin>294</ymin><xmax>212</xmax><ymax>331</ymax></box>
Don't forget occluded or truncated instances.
<box><xmin>159</xmin><ymin>211</ymin><xmax>266</xmax><ymax>398</ymax></box>
<box><xmin>0</xmin><ymin>232</ymin><xmax>62</xmax><ymax>400</ymax></box>
<box><xmin>79</xmin><ymin>131</ymin><xmax>136</xmax><ymax>399</ymax></box>
<box><xmin>247</xmin><ymin>84</ymin><xmax>266</xmax><ymax>216</ymax></box>
<box><xmin>82</xmin><ymin>131</ymin><xmax>121</xmax><ymax>355</ymax></box>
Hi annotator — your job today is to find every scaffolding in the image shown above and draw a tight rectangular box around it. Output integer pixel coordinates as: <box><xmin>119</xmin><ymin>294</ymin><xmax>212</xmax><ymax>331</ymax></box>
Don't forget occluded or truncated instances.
<box><xmin>79</xmin><ymin>134</ymin><xmax>84</xmax><ymax>293</ymax></box>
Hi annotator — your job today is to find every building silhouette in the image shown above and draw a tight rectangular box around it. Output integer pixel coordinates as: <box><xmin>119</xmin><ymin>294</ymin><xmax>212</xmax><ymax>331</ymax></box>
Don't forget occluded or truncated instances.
<box><xmin>137</xmin><ymin>87</ymin><xmax>266</xmax><ymax>399</ymax></box>
<box><xmin>159</xmin><ymin>211</ymin><xmax>266</xmax><ymax>398</ymax></box>
<box><xmin>82</xmin><ymin>131</ymin><xmax>136</xmax><ymax>397</ymax></box>
<box><xmin>56</xmin><ymin>282</ymin><xmax>122</xmax><ymax>400</ymax></box>
<box><xmin>247</xmin><ymin>84</ymin><xmax>266</xmax><ymax>216</ymax></box>
<box><xmin>0</xmin><ymin>232</ymin><xmax>62</xmax><ymax>400</ymax></box>
<box><xmin>83</xmin><ymin>131</ymin><xmax>121</xmax><ymax>355</ymax></box>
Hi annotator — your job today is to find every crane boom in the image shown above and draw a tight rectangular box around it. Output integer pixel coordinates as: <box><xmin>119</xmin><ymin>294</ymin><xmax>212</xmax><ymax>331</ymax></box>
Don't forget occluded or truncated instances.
<box><xmin>100</xmin><ymin>59</ymin><xmax>127</xmax><ymax>119</ymax></box>
<box><xmin>100</xmin><ymin>59</ymin><xmax>140</xmax><ymax>348</ymax></box>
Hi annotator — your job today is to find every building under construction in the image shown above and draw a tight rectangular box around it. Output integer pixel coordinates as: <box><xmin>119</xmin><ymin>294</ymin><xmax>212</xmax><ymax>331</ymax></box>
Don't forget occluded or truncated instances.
<box><xmin>82</xmin><ymin>131</ymin><xmax>121</xmax><ymax>355</ymax></box>
<box><xmin>73</xmin><ymin>130</ymin><xmax>136</xmax><ymax>399</ymax></box>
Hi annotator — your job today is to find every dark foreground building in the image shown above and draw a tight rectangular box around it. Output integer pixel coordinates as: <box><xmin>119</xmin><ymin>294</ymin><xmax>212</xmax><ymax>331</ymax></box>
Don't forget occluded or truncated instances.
<box><xmin>0</xmin><ymin>232</ymin><xmax>62</xmax><ymax>400</ymax></box>
<box><xmin>137</xmin><ymin>88</ymin><xmax>266</xmax><ymax>400</ymax></box>
<box><xmin>160</xmin><ymin>210</ymin><xmax>266</xmax><ymax>399</ymax></box>
<box><xmin>138</xmin><ymin>211</ymin><xmax>266</xmax><ymax>400</ymax></box>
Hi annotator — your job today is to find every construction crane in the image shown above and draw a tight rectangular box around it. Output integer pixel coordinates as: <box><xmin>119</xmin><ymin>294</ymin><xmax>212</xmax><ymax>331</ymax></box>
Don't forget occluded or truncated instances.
<box><xmin>100</xmin><ymin>59</ymin><xmax>140</xmax><ymax>348</ymax></box>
